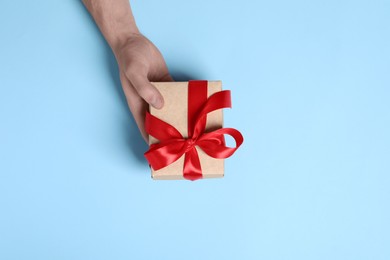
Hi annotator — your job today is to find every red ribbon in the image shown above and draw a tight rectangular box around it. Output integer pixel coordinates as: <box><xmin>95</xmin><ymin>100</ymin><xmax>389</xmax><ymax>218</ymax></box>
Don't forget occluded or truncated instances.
<box><xmin>144</xmin><ymin>80</ymin><xmax>243</xmax><ymax>181</ymax></box>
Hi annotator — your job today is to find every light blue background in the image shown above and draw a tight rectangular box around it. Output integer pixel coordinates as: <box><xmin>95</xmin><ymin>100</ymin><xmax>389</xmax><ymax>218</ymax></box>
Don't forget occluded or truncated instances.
<box><xmin>0</xmin><ymin>0</ymin><xmax>389</xmax><ymax>259</ymax></box>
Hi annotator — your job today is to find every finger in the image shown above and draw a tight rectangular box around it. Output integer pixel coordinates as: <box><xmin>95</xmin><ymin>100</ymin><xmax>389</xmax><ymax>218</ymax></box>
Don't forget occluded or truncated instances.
<box><xmin>120</xmin><ymin>72</ymin><xmax>149</xmax><ymax>143</ymax></box>
<box><xmin>127</xmin><ymin>72</ymin><xmax>164</xmax><ymax>109</ymax></box>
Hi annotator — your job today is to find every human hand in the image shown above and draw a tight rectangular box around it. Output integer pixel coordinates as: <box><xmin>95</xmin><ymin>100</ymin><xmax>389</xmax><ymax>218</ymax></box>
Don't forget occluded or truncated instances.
<box><xmin>113</xmin><ymin>33</ymin><xmax>173</xmax><ymax>142</ymax></box>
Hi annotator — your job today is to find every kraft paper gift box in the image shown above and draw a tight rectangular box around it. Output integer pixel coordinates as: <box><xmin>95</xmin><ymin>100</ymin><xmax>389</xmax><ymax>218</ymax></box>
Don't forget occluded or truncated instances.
<box><xmin>145</xmin><ymin>81</ymin><xmax>243</xmax><ymax>181</ymax></box>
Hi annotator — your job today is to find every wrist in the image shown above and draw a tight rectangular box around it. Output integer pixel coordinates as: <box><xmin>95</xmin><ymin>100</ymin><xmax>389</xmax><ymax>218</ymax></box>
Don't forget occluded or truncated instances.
<box><xmin>111</xmin><ymin>30</ymin><xmax>141</xmax><ymax>55</ymax></box>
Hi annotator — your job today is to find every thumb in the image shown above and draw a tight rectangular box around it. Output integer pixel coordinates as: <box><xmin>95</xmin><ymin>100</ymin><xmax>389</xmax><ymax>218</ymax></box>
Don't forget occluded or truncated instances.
<box><xmin>129</xmin><ymin>74</ymin><xmax>164</xmax><ymax>109</ymax></box>
<box><xmin>159</xmin><ymin>73</ymin><xmax>174</xmax><ymax>82</ymax></box>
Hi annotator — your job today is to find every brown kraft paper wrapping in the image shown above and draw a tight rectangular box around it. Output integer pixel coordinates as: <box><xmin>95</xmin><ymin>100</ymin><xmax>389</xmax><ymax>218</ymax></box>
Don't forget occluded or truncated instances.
<box><xmin>149</xmin><ymin>81</ymin><xmax>224</xmax><ymax>180</ymax></box>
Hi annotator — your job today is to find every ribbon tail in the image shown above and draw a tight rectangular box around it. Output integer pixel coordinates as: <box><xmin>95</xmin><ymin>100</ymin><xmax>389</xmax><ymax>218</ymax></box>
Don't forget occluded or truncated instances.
<box><xmin>183</xmin><ymin>148</ymin><xmax>203</xmax><ymax>181</ymax></box>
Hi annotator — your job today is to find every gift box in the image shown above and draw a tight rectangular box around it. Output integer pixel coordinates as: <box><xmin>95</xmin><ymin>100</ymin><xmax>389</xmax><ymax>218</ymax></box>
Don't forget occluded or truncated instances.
<box><xmin>144</xmin><ymin>80</ymin><xmax>243</xmax><ymax>181</ymax></box>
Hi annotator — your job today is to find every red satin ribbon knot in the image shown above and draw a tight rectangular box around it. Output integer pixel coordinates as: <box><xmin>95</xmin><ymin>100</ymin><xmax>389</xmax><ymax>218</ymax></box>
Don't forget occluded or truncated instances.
<box><xmin>144</xmin><ymin>80</ymin><xmax>243</xmax><ymax>181</ymax></box>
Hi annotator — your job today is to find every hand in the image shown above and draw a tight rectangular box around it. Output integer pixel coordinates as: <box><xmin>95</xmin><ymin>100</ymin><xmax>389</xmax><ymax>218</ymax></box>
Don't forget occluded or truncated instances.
<box><xmin>82</xmin><ymin>0</ymin><xmax>172</xmax><ymax>143</ymax></box>
<box><xmin>113</xmin><ymin>33</ymin><xmax>173</xmax><ymax>142</ymax></box>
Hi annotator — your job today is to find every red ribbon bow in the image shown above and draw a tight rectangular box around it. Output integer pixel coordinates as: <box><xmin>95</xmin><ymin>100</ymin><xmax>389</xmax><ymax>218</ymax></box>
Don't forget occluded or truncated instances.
<box><xmin>144</xmin><ymin>80</ymin><xmax>243</xmax><ymax>181</ymax></box>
